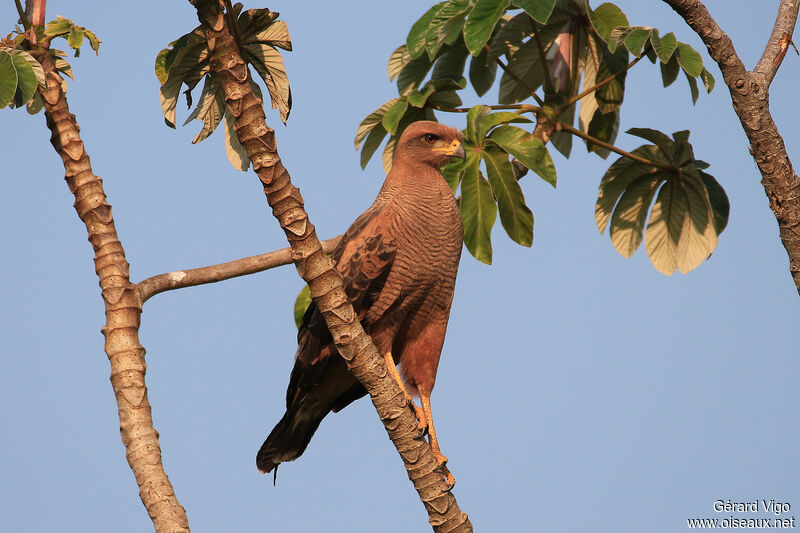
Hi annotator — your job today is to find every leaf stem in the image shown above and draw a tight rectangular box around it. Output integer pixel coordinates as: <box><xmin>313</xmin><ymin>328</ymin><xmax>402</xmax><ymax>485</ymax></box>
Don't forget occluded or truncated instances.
<box><xmin>531</xmin><ymin>21</ymin><xmax>554</xmax><ymax>94</ymax></box>
<box><xmin>558</xmin><ymin>121</ymin><xmax>673</xmax><ymax>170</ymax></box>
<box><xmin>15</xmin><ymin>0</ymin><xmax>30</xmax><ymax>31</ymax></box>
<box><xmin>433</xmin><ymin>103</ymin><xmax>540</xmax><ymax>114</ymax></box>
<box><xmin>565</xmin><ymin>56</ymin><xmax>641</xmax><ymax>107</ymax></box>
<box><xmin>486</xmin><ymin>44</ymin><xmax>545</xmax><ymax>106</ymax></box>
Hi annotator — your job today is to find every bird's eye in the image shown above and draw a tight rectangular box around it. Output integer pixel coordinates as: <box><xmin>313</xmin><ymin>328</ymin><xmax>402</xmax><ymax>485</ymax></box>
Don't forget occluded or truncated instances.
<box><xmin>423</xmin><ymin>133</ymin><xmax>438</xmax><ymax>143</ymax></box>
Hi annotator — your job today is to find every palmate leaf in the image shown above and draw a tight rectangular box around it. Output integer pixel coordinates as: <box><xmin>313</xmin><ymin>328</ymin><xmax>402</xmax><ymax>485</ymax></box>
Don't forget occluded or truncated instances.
<box><xmin>0</xmin><ymin>48</ymin><xmax>47</xmax><ymax>109</ymax></box>
<box><xmin>183</xmin><ymin>74</ymin><xmax>225</xmax><ymax>144</ymax></box>
<box><xmin>596</xmin><ymin>129</ymin><xmax>727</xmax><ymax>275</ymax></box>
<box><xmin>44</xmin><ymin>16</ymin><xmax>102</xmax><ymax>57</ymax></box>
<box><xmin>388</xmin><ymin>44</ymin><xmax>412</xmax><ymax>81</ymax></box>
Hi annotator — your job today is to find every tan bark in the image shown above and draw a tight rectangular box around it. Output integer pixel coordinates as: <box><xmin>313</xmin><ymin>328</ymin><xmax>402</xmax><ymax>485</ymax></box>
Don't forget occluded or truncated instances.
<box><xmin>136</xmin><ymin>235</ymin><xmax>342</xmax><ymax>303</ymax></box>
<box><xmin>663</xmin><ymin>0</ymin><xmax>800</xmax><ymax>294</ymax></box>
<box><xmin>36</xmin><ymin>49</ymin><xmax>190</xmax><ymax>533</ymax></box>
<box><xmin>190</xmin><ymin>1</ymin><xmax>473</xmax><ymax>530</ymax></box>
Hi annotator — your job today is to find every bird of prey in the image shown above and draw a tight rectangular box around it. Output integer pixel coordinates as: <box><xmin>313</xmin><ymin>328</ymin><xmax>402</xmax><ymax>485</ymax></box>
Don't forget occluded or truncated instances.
<box><xmin>257</xmin><ymin>121</ymin><xmax>465</xmax><ymax>485</ymax></box>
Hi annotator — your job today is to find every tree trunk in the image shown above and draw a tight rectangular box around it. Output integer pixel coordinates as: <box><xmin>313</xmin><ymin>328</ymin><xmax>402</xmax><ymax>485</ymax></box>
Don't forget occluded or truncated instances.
<box><xmin>190</xmin><ymin>1</ymin><xmax>473</xmax><ymax>531</ymax></box>
<box><xmin>36</xmin><ymin>49</ymin><xmax>190</xmax><ymax>533</ymax></box>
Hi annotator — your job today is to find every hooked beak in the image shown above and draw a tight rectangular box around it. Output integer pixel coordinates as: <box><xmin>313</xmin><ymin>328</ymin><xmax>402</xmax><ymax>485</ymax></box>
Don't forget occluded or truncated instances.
<box><xmin>443</xmin><ymin>140</ymin><xmax>465</xmax><ymax>160</ymax></box>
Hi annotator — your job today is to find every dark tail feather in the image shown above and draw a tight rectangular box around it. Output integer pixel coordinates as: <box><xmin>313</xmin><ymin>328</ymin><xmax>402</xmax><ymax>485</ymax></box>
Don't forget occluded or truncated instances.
<box><xmin>256</xmin><ymin>405</ymin><xmax>327</xmax><ymax>474</ymax></box>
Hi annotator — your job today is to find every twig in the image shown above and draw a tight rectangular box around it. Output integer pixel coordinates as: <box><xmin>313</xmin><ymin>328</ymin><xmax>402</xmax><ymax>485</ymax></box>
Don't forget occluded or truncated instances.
<box><xmin>557</xmin><ymin>121</ymin><xmax>674</xmax><ymax>170</ymax></box>
<box><xmin>531</xmin><ymin>20</ymin><xmax>554</xmax><ymax>94</ymax></box>
<box><xmin>565</xmin><ymin>56</ymin><xmax>642</xmax><ymax>107</ymax></box>
<box><xmin>14</xmin><ymin>0</ymin><xmax>30</xmax><ymax>30</ymax></box>
<box><xmin>137</xmin><ymin>236</ymin><xmax>342</xmax><ymax>304</ymax></box>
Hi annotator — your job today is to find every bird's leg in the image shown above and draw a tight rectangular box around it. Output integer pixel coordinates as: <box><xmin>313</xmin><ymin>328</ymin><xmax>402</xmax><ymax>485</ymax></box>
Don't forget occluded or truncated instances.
<box><xmin>419</xmin><ymin>391</ymin><xmax>455</xmax><ymax>488</ymax></box>
<box><xmin>382</xmin><ymin>351</ymin><xmax>427</xmax><ymax>431</ymax></box>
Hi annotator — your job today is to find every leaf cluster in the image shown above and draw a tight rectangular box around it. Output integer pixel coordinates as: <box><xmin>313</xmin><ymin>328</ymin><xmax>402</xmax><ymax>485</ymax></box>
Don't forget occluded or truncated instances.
<box><xmin>155</xmin><ymin>3</ymin><xmax>292</xmax><ymax>170</ymax></box>
<box><xmin>354</xmin><ymin>0</ymin><xmax>727</xmax><ymax>274</ymax></box>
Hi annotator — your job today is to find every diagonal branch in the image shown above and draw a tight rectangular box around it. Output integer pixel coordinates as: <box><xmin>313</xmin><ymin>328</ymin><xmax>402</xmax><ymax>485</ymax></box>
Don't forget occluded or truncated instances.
<box><xmin>663</xmin><ymin>0</ymin><xmax>800</xmax><ymax>294</ymax></box>
<box><xmin>189</xmin><ymin>1</ymin><xmax>472</xmax><ymax>531</ymax></box>
<box><xmin>488</xmin><ymin>44</ymin><xmax>545</xmax><ymax>106</ymax></box>
<box><xmin>136</xmin><ymin>236</ymin><xmax>342</xmax><ymax>304</ymax></box>
<box><xmin>754</xmin><ymin>0</ymin><xmax>800</xmax><ymax>84</ymax></box>
<box><xmin>34</xmin><ymin>48</ymin><xmax>189</xmax><ymax>533</ymax></box>
<box><xmin>557</xmin><ymin>121</ymin><xmax>673</xmax><ymax>170</ymax></box>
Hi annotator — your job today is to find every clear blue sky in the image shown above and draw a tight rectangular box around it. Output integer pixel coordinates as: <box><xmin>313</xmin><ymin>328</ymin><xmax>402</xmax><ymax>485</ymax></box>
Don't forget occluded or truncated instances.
<box><xmin>1</xmin><ymin>1</ymin><xmax>798</xmax><ymax>532</ymax></box>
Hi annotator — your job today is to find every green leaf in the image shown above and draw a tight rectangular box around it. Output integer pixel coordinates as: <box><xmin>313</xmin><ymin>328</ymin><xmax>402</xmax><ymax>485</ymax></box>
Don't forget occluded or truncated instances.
<box><xmin>425</xmin><ymin>0</ymin><xmax>471</xmax><ymax>59</ymax></box>
<box><xmin>442</xmin><ymin>159</ymin><xmax>465</xmax><ymax>193</ymax></box>
<box><xmin>489</xmin><ymin>125</ymin><xmax>556</xmax><ymax>186</ymax></box>
<box><xmin>675</xmin><ymin>42</ymin><xmax>702</xmax><ymax>78</ymax></box>
<box><xmin>660</xmin><ymin>54</ymin><xmax>680</xmax><ymax>87</ymax></box>
<box><xmin>589</xmin><ymin>3</ymin><xmax>630</xmax><ymax>43</ymax></box>
<box><xmin>183</xmin><ymin>74</ymin><xmax>225</xmax><ymax>143</ymax></box>
<box><xmin>10</xmin><ymin>53</ymin><xmax>37</xmax><ymax>107</ymax></box>
<box><xmin>685</xmin><ymin>69</ymin><xmax>699</xmax><ymax>104</ymax></box>
<box><xmin>476</xmin><ymin>111</ymin><xmax>531</xmax><ymax>140</ymax></box>
<box><xmin>463</xmin><ymin>0</ymin><xmax>512</xmax><ymax>56</ymax></box>
<box><xmin>586</xmin><ymin>109</ymin><xmax>619</xmax><ymax>158</ymax></box>
<box><xmin>482</xmin><ymin>146</ymin><xmax>533</xmax><ymax>246</ymax></box>
<box><xmin>11</xmin><ymin>50</ymin><xmax>46</xmax><ymax>89</ymax></box>
<box><xmin>155</xmin><ymin>48</ymin><xmax>170</xmax><ymax>84</ymax></box>
<box><xmin>68</xmin><ymin>26</ymin><xmax>84</xmax><ymax>54</ymax></box>
<box><xmin>408</xmin><ymin>3</ymin><xmax>445</xmax><ymax>59</ymax></box>
<box><xmin>251</xmin><ymin>20</ymin><xmax>292</xmax><ymax>51</ymax></box>
<box><xmin>223</xmin><ymin>108</ymin><xmax>250</xmax><ymax>171</ymax></box>
<box><xmin>609</xmin><ymin>174</ymin><xmax>663</xmax><ymax>258</ymax></box>
<box><xmin>44</xmin><ymin>17</ymin><xmax>72</xmax><ymax>37</ymax></box>
<box><xmin>549</xmin><ymin>103</ymin><xmax>575</xmax><ymax>158</ymax></box>
<box><xmin>0</xmin><ymin>51</ymin><xmax>18</xmax><ymax>108</ymax></box>
<box><xmin>159</xmin><ymin>38</ymin><xmax>208</xmax><ymax>128</ymax></box>
<box><xmin>397</xmin><ymin>54</ymin><xmax>433</xmax><ymax>94</ymax></box>
<box><xmin>388</xmin><ymin>44</ymin><xmax>412</xmax><ymax>81</ymax></box>
<box><xmin>293</xmin><ymin>284</ymin><xmax>311</xmax><ymax>329</ymax></box>
<box><xmin>84</xmin><ymin>29</ymin><xmax>102</xmax><ymax>54</ymax></box>
<box><xmin>650</xmin><ymin>31</ymin><xmax>677</xmax><ymax>63</ymax></box>
<box><xmin>432</xmin><ymin>39</ymin><xmax>469</xmax><ymax>79</ymax></box>
<box><xmin>627</xmin><ymin>127</ymin><xmax>674</xmax><ymax>155</ymax></box>
<box><xmin>382</xmin><ymin>97</ymin><xmax>409</xmax><ymax>135</ymax></box>
<box><xmin>460</xmin><ymin>152</ymin><xmax>497</xmax><ymax>264</ymax></box>
<box><xmin>595</xmin><ymin>151</ymin><xmax>655</xmax><ymax>233</ymax></box>
<box><xmin>468</xmin><ymin>47</ymin><xmax>498</xmax><ymax>96</ymax></box>
<box><xmin>244</xmin><ymin>43</ymin><xmax>291</xmax><ymax>122</ymax></box>
<box><xmin>26</xmin><ymin>91</ymin><xmax>44</xmax><ymax>115</ymax></box>
<box><xmin>698</xmin><ymin>168</ymin><xmax>729</xmax><ymax>234</ymax></box>
<box><xmin>360</xmin><ymin>123</ymin><xmax>389</xmax><ymax>169</ymax></box>
<box><xmin>512</xmin><ymin>0</ymin><xmax>556</xmax><ymax>23</ymax></box>
<box><xmin>644</xmin><ymin>178</ymin><xmax>683</xmax><ymax>275</ymax></box>
<box><xmin>623</xmin><ymin>27</ymin><xmax>651</xmax><ymax>57</ymax></box>
<box><xmin>465</xmin><ymin>105</ymin><xmax>491</xmax><ymax>144</ymax></box>
<box><xmin>354</xmin><ymin>97</ymin><xmax>400</xmax><ymax>149</ymax></box>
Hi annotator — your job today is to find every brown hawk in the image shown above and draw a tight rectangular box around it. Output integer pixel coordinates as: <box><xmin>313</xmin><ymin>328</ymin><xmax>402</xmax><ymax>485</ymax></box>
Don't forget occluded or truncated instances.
<box><xmin>257</xmin><ymin>121</ymin><xmax>465</xmax><ymax>485</ymax></box>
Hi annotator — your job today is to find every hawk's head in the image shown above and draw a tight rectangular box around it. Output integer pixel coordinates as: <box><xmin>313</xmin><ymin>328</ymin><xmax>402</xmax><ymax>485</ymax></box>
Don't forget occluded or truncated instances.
<box><xmin>394</xmin><ymin>121</ymin><xmax>465</xmax><ymax>169</ymax></box>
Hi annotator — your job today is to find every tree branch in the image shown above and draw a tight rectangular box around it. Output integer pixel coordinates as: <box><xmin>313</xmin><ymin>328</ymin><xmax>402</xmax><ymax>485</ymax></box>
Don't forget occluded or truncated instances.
<box><xmin>34</xmin><ymin>48</ymin><xmax>189</xmax><ymax>533</ymax></box>
<box><xmin>663</xmin><ymin>0</ymin><xmax>800</xmax><ymax>294</ymax></box>
<box><xmin>136</xmin><ymin>236</ymin><xmax>342</xmax><ymax>304</ymax></box>
<box><xmin>754</xmin><ymin>0</ymin><xmax>800</xmax><ymax>84</ymax></box>
<box><xmin>190</xmin><ymin>2</ymin><xmax>472</xmax><ymax>530</ymax></box>
<box><xmin>558</xmin><ymin>121</ymin><xmax>673</xmax><ymax>170</ymax></box>
<box><xmin>433</xmin><ymin>103</ymin><xmax>539</xmax><ymax>114</ymax></box>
